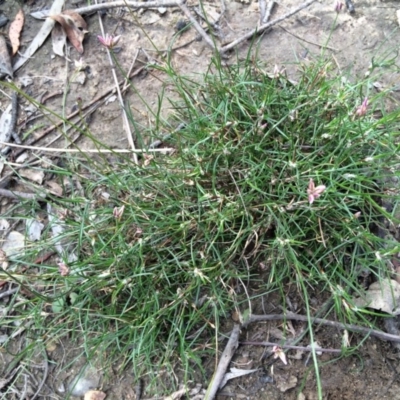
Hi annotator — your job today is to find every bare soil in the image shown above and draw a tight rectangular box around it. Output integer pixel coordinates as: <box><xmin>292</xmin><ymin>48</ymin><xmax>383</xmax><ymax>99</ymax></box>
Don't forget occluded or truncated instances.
<box><xmin>1</xmin><ymin>0</ymin><xmax>400</xmax><ymax>399</ymax></box>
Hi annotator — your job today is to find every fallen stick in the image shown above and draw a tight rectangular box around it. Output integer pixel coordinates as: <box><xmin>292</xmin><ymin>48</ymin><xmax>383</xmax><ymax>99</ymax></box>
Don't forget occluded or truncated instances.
<box><xmin>177</xmin><ymin>1</ymin><xmax>218</xmax><ymax>52</ymax></box>
<box><xmin>34</xmin><ymin>1</ymin><xmax>182</xmax><ymax>16</ymax></box>
<box><xmin>97</xmin><ymin>12</ymin><xmax>138</xmax><ymax>164</ymax></box>
<box><xmin>0</xmin><ymin>188</ymin><xmax>46</xmax><ymax>200</ymax></box>
<box><xmin>247</xmin><ymin>313</ymin><xmax>400</xmax><ymax>344</ymax></box>
<box><xmin>263</xmin><ymin>0</ymin><xmax>276</xmax><ymax>24</ymax></box>
<box><xmin>259</xmin><ymin>0</ymin><xmax>267</xmax><ymax>24</ymax></box>
<box><xmin>220</xmin><ymin>0</ymin><xmax>317</xmax><ymax>54</ymax></box>
<box><xmin>0</xmin><ymin>142</ymin><xmax>174</xmax><ymax>153</ymax></box>
<box><xmin>205</xmin><ymin>324</ymin><xmax>240</xmax><ymax>400</ymax></box>
<box><xmin>241</xmin><ymin>341</ymin><xmax>342</xmax><ymax>354</ymax></box>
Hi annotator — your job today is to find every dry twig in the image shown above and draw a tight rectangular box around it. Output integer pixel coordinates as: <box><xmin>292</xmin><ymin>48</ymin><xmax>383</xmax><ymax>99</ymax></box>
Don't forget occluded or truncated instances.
<box><xmin>72</xmin><ymin>1</ymin><xmax>181</xmax><ymax>15</ymax></box>
<box><xmin>263</xmin><ymin>1</ymin><xmax>276</xmax><ymax>24</ymax></box>
<box><xmin>97</xmin><ymin>11</ymin><xmax>138</xmax><ymax>163</ymax></box>
<box><xmin>0</xmin><ymin>188</ymin><xmax>46</xmax><ymax>200</ymax></box>
<box><xmin>177</xmin><ymin>1</ymin><xmax>218</xmax><ymax>52</ymax></box>
<box><xmin>241</xmin><ymin>341</ymin><xmax>342</xmax><ymax>353</ymax></box>
<box><xmin>247</xmin><ymin>313</ymin><xmax>400</xmax><ymax>343</ymax></box>
<box><xmin>205</xmin><ymin>324</ymin><xmax>240</xmax><ymax>400</ymax></box>
<box><xmin>0</xmin><ymin>142</ymin><xmax>174</xmax><ymax>153</ymax></box>
<box><xmin>220</xmin><ymin>0</ymin><xmax>317</xmax><ymax>54</ymax></box>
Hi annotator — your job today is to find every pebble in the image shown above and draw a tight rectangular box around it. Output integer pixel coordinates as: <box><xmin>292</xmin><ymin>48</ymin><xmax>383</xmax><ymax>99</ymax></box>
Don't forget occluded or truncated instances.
<box><xmin>68</xmin><ymin>366</ymin><xmax>101</xmax><ymax>396</ymax></box>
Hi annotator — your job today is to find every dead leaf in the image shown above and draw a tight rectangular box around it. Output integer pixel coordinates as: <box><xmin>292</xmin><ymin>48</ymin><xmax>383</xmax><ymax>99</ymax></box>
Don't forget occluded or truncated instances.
<box><xmin>0</xmin><ymin>35</ymin><xmax>13</xmax><ymax>78</ymax></box>
<box><xmin>46</xmin><ymin>180</ymin><xmax>63</xmax><ymax>196</ymax></box>
<box><xmin>353</xmin><ymin>279</ymin><xmax>400</xmax><ymax>315</ymax></box>
<box><xmin>50</xmin><ymin>10</ymin><xmax>88</xmax><ymax>54</ymax></box>
<box><xmin>84</xmin><ymin>390</ymin><xmax>106</xmax><ymax>400</ymax></box>
<box><xmin>9</xmin><ymin>9</ymin><xmax>24</xmax><ymax>56</ymax></box>
<box><xmin>51</xmin><ymin>22</ymin><xmax>67</xmax><ymax>57</ymax></box>
<box><xmin>220</xmin><ymin>368</ymin><xmax>258</xmax><ymax>389</ymax></box>
<box><xmin>19</xmin><ymin>168</ymin><xmax>45</xmax><ymax>184</ymax></box>
<box><xmin>13</xmin><ymin>0</ymin><xmax>65</xmax><ymax>72</ymax></box>
<box><xmin>2</xmin><ymin>231</ymin><xmax>25</xmax><ymax>256</ymax></box>
<box><xmin>30</xmin><ymin>10</ymin><xmax>51</xmax><ymax>20</ymax></box>
<box><xmin>26</xmin><ymin>219</ymin><xmax>44</xmax><ymax>241</ymax></box>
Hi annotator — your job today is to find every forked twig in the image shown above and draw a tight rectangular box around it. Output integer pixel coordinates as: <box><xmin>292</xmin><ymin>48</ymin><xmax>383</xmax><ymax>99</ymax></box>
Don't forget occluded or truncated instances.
<box><xmin>177</xmin><ymin>1</ymin><xmax>218</xmax><ymax>52</ymax></box>
<box><xmin>220</xmin><ymin>0</ymin><xmax>317</xmax><ymax>54</ymax></box>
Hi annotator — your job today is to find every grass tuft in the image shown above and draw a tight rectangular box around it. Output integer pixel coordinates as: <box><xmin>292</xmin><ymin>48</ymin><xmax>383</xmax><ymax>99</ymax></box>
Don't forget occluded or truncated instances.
<box><xmin>1</xmin><ymin>51</ymin><xmax>400</xmax><ymax>397</ymax></box>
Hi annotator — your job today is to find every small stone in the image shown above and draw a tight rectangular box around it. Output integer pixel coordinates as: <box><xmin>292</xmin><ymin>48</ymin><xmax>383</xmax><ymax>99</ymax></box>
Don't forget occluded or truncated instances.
<box><xmin>68</xmin><ymin>366</ymin><xmax>101</xmax><ymax>397</ymax></box>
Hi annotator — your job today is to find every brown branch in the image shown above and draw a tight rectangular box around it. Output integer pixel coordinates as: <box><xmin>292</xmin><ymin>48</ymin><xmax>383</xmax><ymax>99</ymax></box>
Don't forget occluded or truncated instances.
<box><xmin>247</xmin><ymin>313</ymin><xmax>400</xmax><ymax>343</ymax></box>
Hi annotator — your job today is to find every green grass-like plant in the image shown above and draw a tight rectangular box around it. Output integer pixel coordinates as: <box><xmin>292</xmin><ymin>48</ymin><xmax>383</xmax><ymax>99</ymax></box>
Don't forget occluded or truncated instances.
<box><xmin>1</xmin><ymin>51</ymin><xmax>400</xmax><ymax>397</ymax></box>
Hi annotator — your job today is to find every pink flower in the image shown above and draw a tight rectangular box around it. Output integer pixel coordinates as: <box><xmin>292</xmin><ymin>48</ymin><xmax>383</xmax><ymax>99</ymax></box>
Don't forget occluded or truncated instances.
<box><xmin>113</xmin><ymin>205</ymin><xmax>125</xmax><ymax>220</ymax></box>
<box><xmin>97</xmin><ymin>34</ymin><xmax>121</xmax><ymax>49</ymax></box>
<box><xmin>307</xmin><ymin>178</ymin><xmax>326</xmax><ymax>204</ymax></box>
<box><xmin>334</xmin><ymin>1</ymin><xmax>343</xmax><ymax>12</ymax></box>
<box><xmin>355</xmin><ymin>97</ymin><xmax>368</xmax><ymax>117</ymax></box>
<box><xmin>58</xmin><ymin>262</ymin><xmax>70</xmax><ymax>276</ymax></box>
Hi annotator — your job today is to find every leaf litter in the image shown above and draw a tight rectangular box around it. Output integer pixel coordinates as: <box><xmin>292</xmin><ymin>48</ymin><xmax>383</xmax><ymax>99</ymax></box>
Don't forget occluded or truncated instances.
<box><xmin>50</xmin><ymin>10</ymin><xmax>88</xmax><ymax>54</ymax></box>
<box><xmin>9</xmin><ymin>8</ymin><xmax>24</xmax><ymax>56</ymax></box>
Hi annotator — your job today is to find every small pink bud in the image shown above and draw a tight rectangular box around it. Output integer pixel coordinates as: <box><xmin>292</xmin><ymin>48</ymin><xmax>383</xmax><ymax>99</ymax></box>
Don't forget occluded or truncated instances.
<box><xmin>272</xmin><ymin>345</ymin><xmax>287</xmax><ymax>365</ymax></box>
<box><xmin>58</xmin><ymin>262</ymin><xmax>70</xmax><ymax>276</ymax></box>
<box><xmin>334</xmin><ymin>1</ymin><xmax>344</xmax><ymax>12</ymax></box>
<box><xmin>355</xmin><ymin>97</ymin><xmax>368</xmax><ymax>117</ymax></box>
<box><xmin>113</xmin><ymin>205</ymin><xmax>125</xmax><ymax>220</ymax></box>
<box><xmin>98</xmin><ymin>34</ymin><xmax>121</xmax><ymax>49</ymax></box>
<box><xmin>307</xmin><ymin>178</ymin><xmax>326</xmax><ymax>204</ymax></box>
